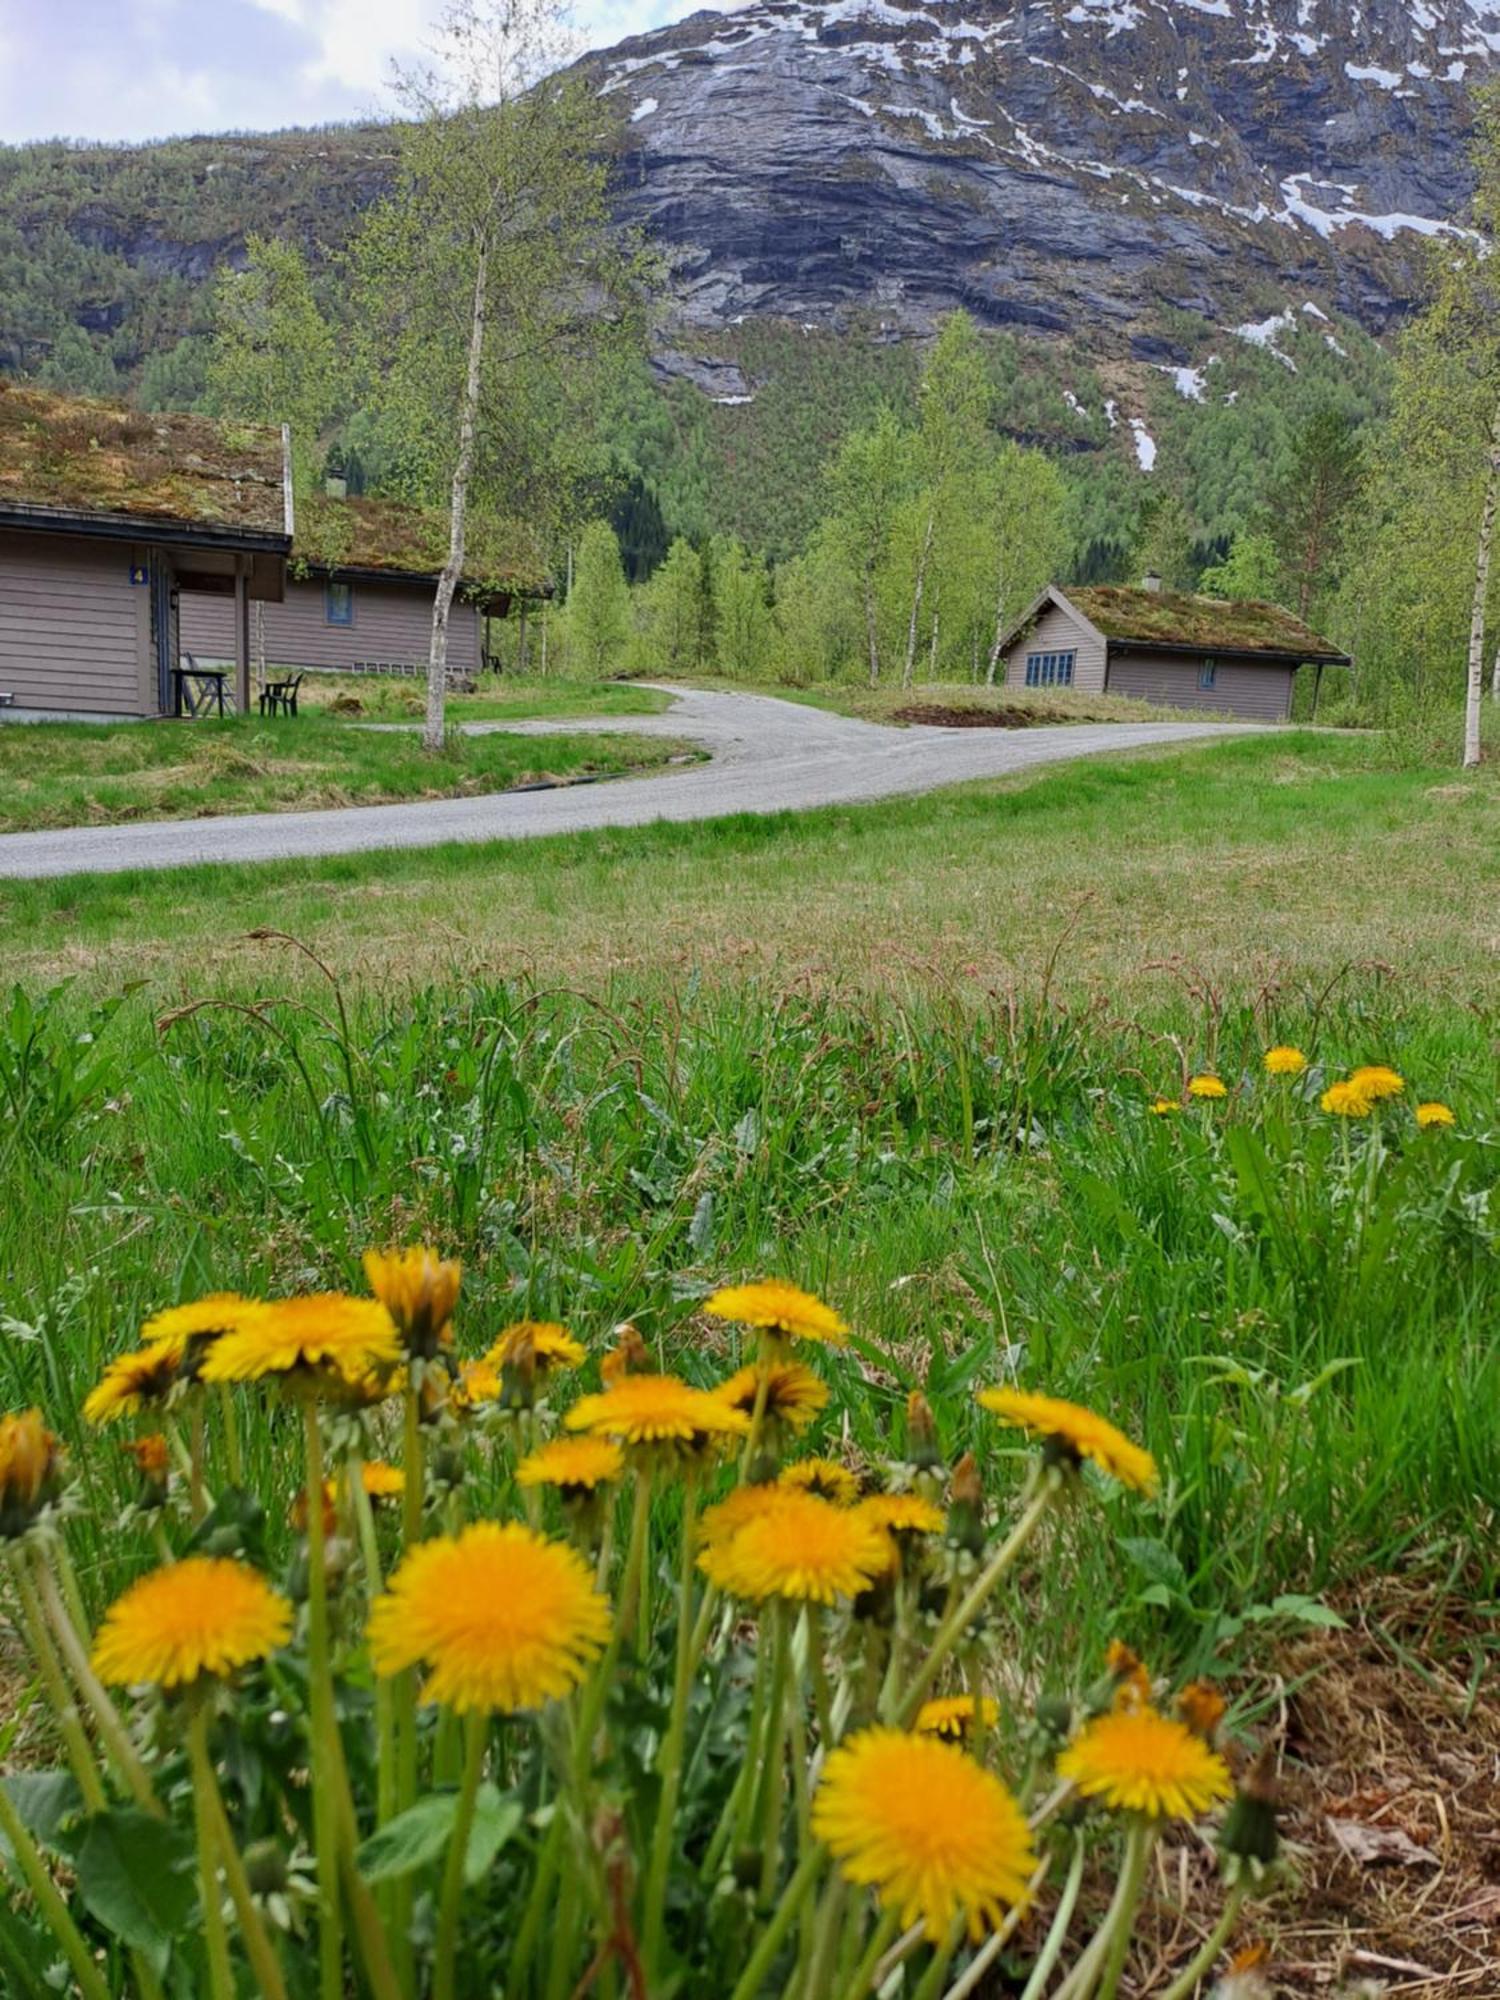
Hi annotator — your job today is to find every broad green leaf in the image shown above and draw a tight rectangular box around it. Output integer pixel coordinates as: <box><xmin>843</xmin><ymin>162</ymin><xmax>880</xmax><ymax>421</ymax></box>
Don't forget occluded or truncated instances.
<box><xmin>464</xmin><ymin>1786</ymin><xmax>522</xmax><ymax>1886</ymax></box>
<box><xmin>73</xmin><ymin>1810</ymin><xmax>195</xmax><ymax>1950</ymax></box>
<box><xmin>356</xmin><ymin>1795</ymin><xmax>458</xmax><ymax>1883</ymax></box>
<box><xmin>0</xmin><ymin>1772</ymin><xmax>81</xmax><ymax>1856</ymax></box>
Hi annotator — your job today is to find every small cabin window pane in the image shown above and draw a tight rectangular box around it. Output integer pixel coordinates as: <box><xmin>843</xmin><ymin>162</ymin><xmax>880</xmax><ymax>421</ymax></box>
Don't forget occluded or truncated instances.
<box><xmin>325</xmin><ymin>582</ymin><xmax>354</xmax><ymax>627</ymax></box>
<box><xmin>1025</xmin><ymin>649</ymin><xmax>1075</xmax><ymax>688</ymax></box>
<box><xmin>1199</xmin><ymin>658</ymin><xmax>1217</xmax><ymax>689</ymax></box>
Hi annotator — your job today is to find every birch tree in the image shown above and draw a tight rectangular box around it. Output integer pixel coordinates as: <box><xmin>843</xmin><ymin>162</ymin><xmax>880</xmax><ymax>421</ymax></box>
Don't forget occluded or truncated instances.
<box><xmin>903</xmin><ymin>313</ymin><xmax>993</xmax><ymax>686</ymax></box>
<box><xmin>206</xmin><ymin>236</ymin><xmax>338</xmax><ymax>490</ymax></box>
<box><xmin>983</xmin><ymin>443</ymin><xmax>1069</xmax><ymax>684</ymax></box>
<box><xmin>352</xmin><ymin>0</ymin><xmax>650</xmax><ymax>747</ymax></box>
<box><xmin>825</xmin><ymin>404</ymin><xmax>911</xmax><ymax>685</ymax></box>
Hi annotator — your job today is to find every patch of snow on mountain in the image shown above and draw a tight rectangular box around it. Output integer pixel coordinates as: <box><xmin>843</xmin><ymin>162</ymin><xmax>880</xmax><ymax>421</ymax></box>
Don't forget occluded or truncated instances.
<box><xmin>1160</xmin><ymin>363</ymin><xmax>1209</xmax><ymax>400</ymax></box>
<box><xmin>1129</xmin><ymin>418</ymin><xmax>1157</xmax><ymax>471</ymax></box>
<box><xmin>1346</xmin><ymin>61</ymin><xmax>1402</xmax><ymax>86</ymax></box>
<box><xmin>1104</xmin><ymin>397</ymin><xmax>1119</xmax><ymax>429</ymax></box>
<box><xmin>1063</xmin><ymin>0</ymin><xmax>1145</xmax><ymax>35</ymax></box>
<box><xmin>631</xmin><ymin>96</ymin><xmax>658</xmax><ymax>120</ymax></box>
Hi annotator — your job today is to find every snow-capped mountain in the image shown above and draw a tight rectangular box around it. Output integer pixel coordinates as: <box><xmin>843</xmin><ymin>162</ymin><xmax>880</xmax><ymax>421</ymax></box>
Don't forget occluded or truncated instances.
<box><xmin>587</xmin><ymin>0</ymin><xmax>1497</xmax><ymax>344</ymax></box>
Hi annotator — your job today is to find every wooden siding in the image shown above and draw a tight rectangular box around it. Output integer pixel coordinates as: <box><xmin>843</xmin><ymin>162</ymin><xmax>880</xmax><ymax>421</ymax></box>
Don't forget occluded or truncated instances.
<box><xmin>1106</xmin><ymin>651</ymin><xmax>1294</xmax><ymax>721</ymax></box>
<box><xmin>1002</xmin><ymin>600</ymin><xmax>1108</xmax><ymax>694</ymax></box>
<box><xmin>0</xmin><ymin>529</ymin><xmax>151</xmax><ymax>715</ymax></box>
<box><xmin>180</xmin><ymin>576</ymin><xmax>480</xmax><ymax>676</ymax></box>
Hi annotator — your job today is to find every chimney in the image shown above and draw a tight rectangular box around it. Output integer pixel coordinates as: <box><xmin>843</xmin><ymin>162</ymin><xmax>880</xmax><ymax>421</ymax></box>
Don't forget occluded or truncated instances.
<box><xmin>1142</xmin><ymin>570</ymin><xmax>1162</xmax><ymax>593</ymax></box>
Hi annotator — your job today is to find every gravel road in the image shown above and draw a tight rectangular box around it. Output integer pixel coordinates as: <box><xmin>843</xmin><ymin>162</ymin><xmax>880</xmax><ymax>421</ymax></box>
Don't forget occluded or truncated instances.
<box><xmin>0</xmin><ymin>685</ymin><xmax>1267</xmax><ymax>880</ymax></box>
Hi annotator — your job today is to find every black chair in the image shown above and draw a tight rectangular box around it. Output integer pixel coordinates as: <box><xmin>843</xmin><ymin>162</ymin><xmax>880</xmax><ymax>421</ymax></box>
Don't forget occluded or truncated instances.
<box><xmin>260</xmin><ymin>672</ymin><xmax>304</xmax><ymax>717</ymax></box>
<box><xmin>173</xmin><ymin>653</ymin><xmax>229</xmax><ymax>717</ymax></box>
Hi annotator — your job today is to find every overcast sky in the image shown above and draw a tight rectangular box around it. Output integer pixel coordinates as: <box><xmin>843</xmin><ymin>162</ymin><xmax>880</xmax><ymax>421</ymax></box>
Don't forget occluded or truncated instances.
<box><xmin>0</xmin><ymin>0</ymin><xmax>715</xmax><ymax>145</ymax></box>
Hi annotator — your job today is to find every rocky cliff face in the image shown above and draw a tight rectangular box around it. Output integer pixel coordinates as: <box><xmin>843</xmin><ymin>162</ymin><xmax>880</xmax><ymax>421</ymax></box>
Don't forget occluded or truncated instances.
<box><xmin>586</xmin><ymin>0</ymin><xmax>1498</xmax><ymax>349</ymax></box>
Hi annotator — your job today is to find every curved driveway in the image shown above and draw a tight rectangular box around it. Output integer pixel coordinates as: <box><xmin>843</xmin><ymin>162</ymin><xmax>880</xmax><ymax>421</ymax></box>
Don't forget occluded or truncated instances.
<box><xmin>0</xmin><ymin>685</ymin><xmax>1266</xmax><ymax>880</ymax></box>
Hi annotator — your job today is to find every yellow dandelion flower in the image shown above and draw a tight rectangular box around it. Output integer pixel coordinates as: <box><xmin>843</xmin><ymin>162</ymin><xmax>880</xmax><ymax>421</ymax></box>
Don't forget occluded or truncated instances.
<box><xmin>484</xmin><ymin>1321</ymin><xmax>586</xmax><ymax>1376</ymax></box>
<box><xmin>855</xmin><ymin>1493</ymin><xmax>947</xmax><ymax>1536</ymax></box>
<box><xmin>704</xmin><ymin>1279</ymin><xmax>849</xmax><ymax>1347</ymax></box>
<box><xmin>1149</xmin><ymin>1097</ymin><xmax>1181</xmax><ymax>1116</ymax></box>
<box><xmin>515</xmin><ymin>1438</ymin><xmax>625</xmax><ymax>1493</ymax></box>
<box><xmin>138</xmin><ymin>1293</ymin><xmax>264</xmax><ymax>1362</ymax></box>
<box><xmin>778</xmin><ymin>1458</ymin><xmax>860</xmax><ymax>1505</ymax></box>
<box><xmin>698</xmin><ymin>1482</ymin><xmax>793</xmax><ymax>1547</ymax></box>
<box><xmin>1350</xmin><ymin>1064</ymin><xmax>1405</xmax><ymax>1101</ymax></box>
<box><xmin>1175</xmin><ymin>1680</ymin><xmax>1227</xmax><ymax>1741</ymax></box>
<box><xmin>698</xmin><ymin>1488</ymin><xmax>891</xmax><ymax>1604</ymax></box>
<box><xmin>1262</xmin><ymin>1046</ymin><xmax>1307</xmax><ymax>1077</ymax></box>
<box><xmin>92</xmin><ymin>1557</ymin><xmax>291</xmax><ymax>1689</ymax></box>
<box><xmin>1320</xmin><ymin>1080</ymin><xmax>1374</xmax><ymax>1118</ymax></box>
<box><xmin>363</xmin><ymin>1247</ymin><xmax>460</xmax><ymax>1359</ymax></box>
<box><xmin>565</xmin><ymin>1375</ymin><xmax>750</xmax><ymax>1454</ymax></box>
<box><xmin>813</xmin><ymin>1728</ymin><xmax>1036</xmax><ymax>1941</ymax></box>
<box><xmin>1187</xmin><ymin>1075</ymin><xmax>1228</xmax><ymax>1100</ymax></box>
<box><xmin>360</xmin><ymin>1461</ymin><xmax>405</xmax><ymax>1500</ymax></box>
<box><xmin>454</xmin><ymin>1358</ymin><xmax>501</xmax><ymax>1408</ymax></box>
<box><xmin>718</xmin><ymin>1360</ymin><xmax>829</xmax><ymax>1433</ymax></box>
<box><xmin>1415</xmin><ymin>1101</ymin><xmax>1456</xmax><ymax>1129</ymax></box>
<box><xmin>915</xmin><ymin>1694</ymin><xmax>1001</xmax><ymax>1740</ymax></box>
<box><xmin>122</xmin><ymin>1434</ymin><xmax>170</xmax><ymax>1481</ymax></box>
<box><xmin>83</xmin><ymin>1344</ymin><xmax>183</xmax><ymax>1426</ymax></box>
<box><xmin>0</xmin><ymin>1411</ymin><xmax>64</xmax><ymax>1537</ymax></box>
<box><xmin>976</xmin><ymin>1388</ymin><xmax>1158</xmax><ymax>1496</ymax></box>
<box><xmin>1105</xmin><ymin>1639</ymin><xmax>1152</xmax><ymax>1708</ymax></box>
<box><xmin>1057</xmin><ymin>1705</ymin><xmax>1232</xmax><ymax>1821</ymax></box>
<box><xmin>367</xmin><ymin>1522</ymin><xmax>610</xmax><ymax>1714</ymax></box>
<box><xmin>201</xmin><ymin>1294</ymin><xmax>400</xmax><ymax>1390</ymax></box>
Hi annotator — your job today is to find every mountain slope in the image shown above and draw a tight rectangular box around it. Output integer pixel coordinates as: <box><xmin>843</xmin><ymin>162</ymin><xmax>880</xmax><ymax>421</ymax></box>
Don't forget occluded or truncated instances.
<box><xmin>588</xmin><ymin>0</ymin><xmax>1497</xmax><ymax>345</ymax></box>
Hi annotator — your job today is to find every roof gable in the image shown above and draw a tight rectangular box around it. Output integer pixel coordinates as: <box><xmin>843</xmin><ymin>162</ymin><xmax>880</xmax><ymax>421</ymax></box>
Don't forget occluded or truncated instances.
<box><xmin>0</xmin><ymin>382</ymin><xmax>289</xmax><ymax>543</ymax></box>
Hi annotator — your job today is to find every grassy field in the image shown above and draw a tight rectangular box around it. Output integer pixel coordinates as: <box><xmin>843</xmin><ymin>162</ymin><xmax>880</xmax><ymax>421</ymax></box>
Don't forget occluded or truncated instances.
<box><xmin>680</xmin><ymin>677</ymin><xmax>1211</xmax><ymax>726</ymax></box>
<box><xmin>299</xmin><ymin>671</ymin><xmax>675</xmax><ymax>723</ymax></box>
<box><xmin>2</xmin><ymin>724</ymin><xmax>1495</xmax><ymax>1995</ymax></box>
<box><xmin>0</xmin><ymin>710</ymin><xmax>692</xmax><ymax>833</ymax></box>
<box><xmin>7</xmin><ymin>731</ymin><xmax>1496</xmax><ymax>1005</ymax></box>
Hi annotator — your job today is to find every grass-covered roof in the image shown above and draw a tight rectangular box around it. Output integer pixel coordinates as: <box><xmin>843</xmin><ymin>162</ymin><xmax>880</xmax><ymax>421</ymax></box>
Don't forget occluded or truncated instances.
<box><xmin>1067</xmin><ymin>586</ymin><xmax>1348</xmax><ymax>662</ymax></box>
<box><xmin>291</xmin><ymin>494</ymin><xmax>550</xmax><ymax>598</ymax></box>
<box><xmin>0</xmin><ymin>381</ymin><xmax>287</xmax><ymax>538</ymax></box>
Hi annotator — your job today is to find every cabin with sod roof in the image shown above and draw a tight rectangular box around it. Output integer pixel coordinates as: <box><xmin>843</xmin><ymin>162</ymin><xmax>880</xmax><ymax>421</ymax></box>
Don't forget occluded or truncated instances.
<box><xmin>0</xmin><ymin>381</ymin><xmax>292</xmax><ymax>719</ymax></box>
<box><xmin>996</xmin><ymin>579</ymin><xmax>1351</xmax><ymax>721</ymax></box>
<box><xmin>179</xmin><ymin>491</ymin><xmax>549</xmax><ymax>686</ymax></box>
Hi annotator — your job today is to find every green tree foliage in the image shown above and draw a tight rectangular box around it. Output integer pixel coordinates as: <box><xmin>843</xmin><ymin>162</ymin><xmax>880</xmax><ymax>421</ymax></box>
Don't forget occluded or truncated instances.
<box><xmin>1133</xmin><ymin>490</ymin><xmax>1197</xmax><ymax>592</ymax></box>
<box><xmin>1198</xmin><ymin>531</ymin><xmax>1281</xmax><ymax>601</ymax></box>
<box><xmin>823</xmin><ymin>405</ymin><xmax>913</xmax><ymax>685</ymax></box>
<box><xmin>711</xmin><ymin>538</ymin><xmax>774</xmax><ymax>680</ymax></box>
<box><xmin>1266</xmin><ymin>408</ymin><xmax>1364</xmax><ymax>619</ymax></box>
<box><xmin>633</xmin><ymin>538</ymin><xmax>713</xmax><ymax>675</ymax></box>
<box><xmin>566</xmin><ymin>521</ymin><xmax>632</xmax><ymax>676</ymax></box>
<box><xmin>205</xmin><ymin>235</ymin><xmax>338</xmax><ymax>489</ymax></box>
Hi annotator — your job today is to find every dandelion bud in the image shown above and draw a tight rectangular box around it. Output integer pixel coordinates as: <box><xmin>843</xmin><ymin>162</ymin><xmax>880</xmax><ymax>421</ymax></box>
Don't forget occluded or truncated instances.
<box><xmin>1176</xmin><ymin>1678</ymin><xmax>1227</xmax><ymax>1743</ymax></box>
<box><xmin>1219</xmin><ymin>1743</ymin><xmax>1281</xmax><ymax>1878</ymax></box>
<box><xmin>0</xmin><ymin>1410</ymin><xmax>64</xmax><ymax>1539</ymax></box>
<box><xmin>362</xmin><ymin>1247</ymin><xmax>460</xmax><ymax>1362</ymax></box>
<box><xmin>904</xmin><ymin>1391</ymin><xmax>943</xmax><ymax>1471</ymax></box>
<box><xmin>243</xmin><ymin>1838</ymin><xmax>289</xmax><ymax>1897</ymax></box>
<box><xmin>730</xmin><ymin>1847</ymin><xmax>762</xmax><ymax>1892</ymax></box>
<box><xmin>1033</xmin><ymin>1693</ymin><xmax>1074</xmax><ymax>1741</ymax></box>
<box><xmin>429</xmin><ymin>1442</ymin><xmax>466</xmax><ymax>1490</ymax></box>
<box><xmin>945</xmin><ymin>1451</ymin><xmax>985</xmax><ymax>1555</ymax></box>
<box><xmin>602</xmin><ymin>1325</ymin><xmax>653</xmax><ymax>1382</ymax></box>
<box><xmin>122</xmin><ymin>1433</ymin><xmax>170</xmax><ymax>1510</ymax></box>
<box><xmin>499</xmin><ymin>1333</ymin><xmax>537</xmax><ymax>1413</ymax></box>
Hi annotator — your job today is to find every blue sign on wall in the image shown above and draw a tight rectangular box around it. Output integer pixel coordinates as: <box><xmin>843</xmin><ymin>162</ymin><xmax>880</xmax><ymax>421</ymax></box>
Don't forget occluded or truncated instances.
<box><xmin>129</xmin><ymin>563</ymin><xmax>149</xmax><ymax>587</ymax></box>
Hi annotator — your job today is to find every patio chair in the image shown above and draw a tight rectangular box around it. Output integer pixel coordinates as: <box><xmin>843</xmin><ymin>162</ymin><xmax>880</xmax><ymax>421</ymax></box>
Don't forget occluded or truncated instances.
<box><xmin>259</xmin><ymin>672</ymin><xmax>304</xmax><ymax>718</ymax></box>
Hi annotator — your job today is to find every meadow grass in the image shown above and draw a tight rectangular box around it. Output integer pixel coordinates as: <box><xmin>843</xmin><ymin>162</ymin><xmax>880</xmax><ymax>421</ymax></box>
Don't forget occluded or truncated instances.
<box><xmin>298</xmin><ymin>671</ymin><xmax>675</xmax><ymax>723</ymax></box>
<box><xmin>0</xmin><ymin>711</ymin><xmax>691</xmax><ymax>833</ymax></box>
<box><xmin>4</xmin><ymin>958</ymin><xmax>1493</xmax><ymax>1683</ymax></box>
<box><xmin>6</xmin><ymin>731</ymin><xmax>1496</xmax><ymax>1008</ymax></box>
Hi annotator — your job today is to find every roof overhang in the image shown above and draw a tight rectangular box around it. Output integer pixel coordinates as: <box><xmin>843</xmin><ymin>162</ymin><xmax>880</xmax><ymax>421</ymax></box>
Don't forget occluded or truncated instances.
<box><xmin>0</xmin><ymin>500</ymin><xmax>292</xmax><ymax>556</ymax></box>
<box><xmin>1106</xmin><ymin>637</ymin><xmax>1351</xmax><ymax>668</ymax></box>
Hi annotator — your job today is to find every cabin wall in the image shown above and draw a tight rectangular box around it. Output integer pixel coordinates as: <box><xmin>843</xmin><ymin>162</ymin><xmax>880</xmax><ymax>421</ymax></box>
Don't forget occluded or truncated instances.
<box><xmin>180</xmin><ymin>577</ymin><xmax>480</xmax><ymax>676</ymax></box>
<box><xmin>1002</xmin><ymin>601</ymin><xmax>1108</xmax><ymax>694</ymax></box>
<box><xmin>0</xmin><ymin>528</ymin><xmax>153</xmax><ymax>716</ymax></box>
<box><xmin>1105</xmin><ymin>651</ymin><xmax>1295</xmax><ymax>720</ymax></box>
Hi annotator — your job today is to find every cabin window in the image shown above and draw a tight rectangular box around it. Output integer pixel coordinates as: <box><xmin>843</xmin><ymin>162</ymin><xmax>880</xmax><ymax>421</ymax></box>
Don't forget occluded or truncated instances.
<box><xmin>1199</xmin><ymin>657</ymin><xmax>1217</xmax><ymax>689</ymax></box>
<box><xmin>325</xmin><ymin>581</ymin><xmax>354</xmax><ymax>627</ymax></box>
<box><xmin>1025</xmin><ymin>649</ymin><xmax>1075</xmax><ymax>688</ymax></box>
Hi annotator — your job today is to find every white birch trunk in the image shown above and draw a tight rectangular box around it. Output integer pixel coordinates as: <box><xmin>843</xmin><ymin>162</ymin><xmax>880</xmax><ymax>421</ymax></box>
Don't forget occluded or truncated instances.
<box><xmin>425</xmin><ymin>235</ymin><xmax>489</xmax><ymax>752</ymax></box>
<box><xmin>863</xmin><ymin>566</ymin><xmax>881</xmax><ymax>687</ymax></box>
<box><xmin>1490</xmin><ymin>638</ymin><xmax>1499</xmax><ymax>701</ymax></box>
<box><xmin>902</xmin><ymin>510</ymin><xmax>935</xmax><ymax>690</ymax></box>
<box><xmin>1462</xmin><ymin>392</ymin><xmax>1500</xmax><ymax>770</ymax></box>
<box><xmin>985</xmin><ymin>561</ymin><xmax>1010</xmax><ymax>687</ymax></box>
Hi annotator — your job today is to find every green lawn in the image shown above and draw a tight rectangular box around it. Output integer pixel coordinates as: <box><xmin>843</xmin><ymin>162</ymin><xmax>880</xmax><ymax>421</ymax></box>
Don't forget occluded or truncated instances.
<box><xmin>300</xmin><ymin>671</ymin><xmax>675</xmax><ymax>723</ymax></box>
<box><xmin>7</xmin><ymin>732</ymin><xmax>1496</xmax><ymax>1011</ymax></box>
<box><xmin>0</xmin><ymin>710</ymin><xmax>692</xmax><ymax>834</ymax></box>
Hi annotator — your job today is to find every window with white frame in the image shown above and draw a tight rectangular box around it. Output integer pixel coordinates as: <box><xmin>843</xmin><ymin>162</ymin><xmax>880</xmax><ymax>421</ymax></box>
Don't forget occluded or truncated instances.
<box><xmin>1025</xmin><ymin>649</ymin><xmax>1075</xmax><ymax>688</ymax></box>
<box><xmin>325</xmin><ymin>581</ymin><xmax>354</xmax><ymax>627</ymax></box>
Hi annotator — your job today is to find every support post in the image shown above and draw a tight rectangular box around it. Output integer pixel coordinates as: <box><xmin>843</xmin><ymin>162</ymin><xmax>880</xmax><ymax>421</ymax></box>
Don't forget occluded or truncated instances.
<box><xmin>233</xmin><ymin>563</ymin><xmax>251</xmax><ymax>716</ymax></box>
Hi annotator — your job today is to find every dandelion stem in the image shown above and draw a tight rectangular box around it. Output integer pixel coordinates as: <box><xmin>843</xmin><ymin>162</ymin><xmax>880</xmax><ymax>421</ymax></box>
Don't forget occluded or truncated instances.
<box><xmin>897</xmin><ymin>1477</ymin><xmax>1055</xmax><ymax>1725</ymax></box>
<box><xmin>31</xmin><ymin>1545</ymin><xmax>159</xmax><ymax>1816</ymax></box>
<box><xmin>756</xmin><ymin>1601</ymin><xmax>794</xmax><ymax>1905</ymax></box>
<box><xmin>951</xmin><ymin>1845</ymin><xmax>1062</xmax><ymax>2000</ymax></box>
<box><xmin>1095</xmin><ymin>1817</ymin><xmax>1156</xmax><ymax>2000</ymax></box>
<box><xmin>0</xmin><ymin>1775</ymin><xmax>111</xmax><ymax>2000</ymax></box>
<box><xmin>833</xmin><ymin>1904</ymin><xmax>902</xmax><ymax>2000</ymax></box>
<box><xmin>806</xmin><ymin>1603</ymin><xmax>836</xmax><ymax>1749</ymax></box>
<box><xmin>189</xmin><ymin>1395</ymin><xmax>207</xmax><ymax>1524</ymax></box>
<box><xmin>510</xmin><ymin>1803</ymin><xmax>565</xmax><ymax>1993</ymax></box>
<box><xmin>187</xmin><ymin>1699</ymin><xmax>238</xmax><ymax>2000</ymax></box>
<box><xmin>186</xmin><ymin>1690</ymin><xmax>289</xmax><ymax>2000</ymax></box>
<box><xmin>1157</xmin><ymin>1880</ymin><xmax>1249</xmax><ymax>2000</ymax></box>
<box><xmin>729</xmin><ymin>1842</ymin><xmax>827</xmax><ymax>2000</ymax></box>
<box><xmin>909</xmin><ymin>1917</ymin><xmax>964</xmax><ymax>2000</ymax></box>
<box><xmin>703</xmin><ymin>1629</ymin><xmax>770</xmax><ymax>1881</ymax></box>
<box><xmin>642</xmin><ymin>1471</ymin><xmax>700</xmax><ymax>1979</ymax></box>
<box><xmin>6</xmin><ymin>1546</ymin><xmax>107</xmax><ymax>1812</ymax></box>
<box><xmin>616</xmin><ymin>1462</ymin><xmax>655</xmax><ymax>1656</ymax></box>
<box><xmin>217</xmin><ymin>1382</ymin><xmax>243</xmax><ymax>1488</ymax></box>
<box><xmin>302</xmin><ymin>1400</ymin><xmax>345</xmax><ymax>2000</ymax></box>
<box><xmin>739</xmin><ymin>1352</ymin><xmax>775</xmax><ymax>1479</ymax></box>
<box><xmin>432</xmin><ymin>1710</ymin><xmax>486</xmax><ymax>2000</ymax></box>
